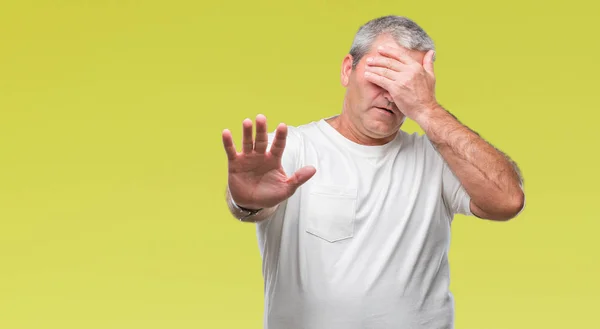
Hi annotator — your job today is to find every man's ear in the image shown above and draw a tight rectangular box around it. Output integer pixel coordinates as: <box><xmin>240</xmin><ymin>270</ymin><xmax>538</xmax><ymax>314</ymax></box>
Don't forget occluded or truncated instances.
<box><xmin>340</xmin><ymin>54</ymin><xmax>354</xmax><ymax>87</ymax></box>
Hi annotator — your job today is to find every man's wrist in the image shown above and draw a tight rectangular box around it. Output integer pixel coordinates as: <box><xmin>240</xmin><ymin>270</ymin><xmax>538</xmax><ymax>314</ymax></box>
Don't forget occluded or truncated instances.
<box><xmin>226</xmin><ymin>187</ymin><xmax>264</xmax><ymax>221</ymax></box>
<box><xmin>417</xmin><ymin>103</ymin><xmax>457</xmax><ymax>136</ymax></box>
<box><xmin>413</xmin><ymin>102</ymin><xmax>440</xmax><ymax>129</ymax></box>
<box><xmin>232</xmin><ymin>199</ymin><xmax>264</xmax><ymax>214</ymax></box>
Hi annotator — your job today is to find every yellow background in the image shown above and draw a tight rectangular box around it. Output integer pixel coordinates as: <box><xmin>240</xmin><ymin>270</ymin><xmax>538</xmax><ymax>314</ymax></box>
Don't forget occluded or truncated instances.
<box><xmin>1</xmin><ymin>0</ymin><xmax>598</xmax><ymax>328</ymax></box>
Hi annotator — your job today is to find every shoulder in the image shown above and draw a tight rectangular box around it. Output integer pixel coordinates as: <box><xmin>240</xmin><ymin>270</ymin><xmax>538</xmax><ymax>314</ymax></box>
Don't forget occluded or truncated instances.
<box><xmin>407</xmin><ymin>131</ymin><xmax>440</xmax><ymax>155</ymax></box>
<box><xmin>398</xmin><ymin>130</ymin><xmax>446</xmax><ymax>168</ymax></box>
<box><xmin>268</xmin><ymin>120</ymin><xmax>320</xmax><ymax>146</ymax></box>
<box><xmin>268</xmin><ymin>120</ymin><xmax>316</xmax><ymax>137</ymax></box>
<box><xmin>288</xmin><ymin>121</ymin><xmax>320</xmax><ymax>138</ymax></box>
<box><xmin>398</xmin><ymin>130</ymin><xmax>435</xmax><ymax>153</ymax></box>
<box><xmin>266</xmin><ymin>121</ymin><xmax>320</xmax><ymax>173</ymax></box>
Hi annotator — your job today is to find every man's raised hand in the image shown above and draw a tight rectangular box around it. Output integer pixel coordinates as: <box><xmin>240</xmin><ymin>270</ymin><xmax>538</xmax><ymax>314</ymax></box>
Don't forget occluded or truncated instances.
<box><xmin>222</xmin><ymin>114</ymin><xmax>316</xmax><ymax>210</ymax></box>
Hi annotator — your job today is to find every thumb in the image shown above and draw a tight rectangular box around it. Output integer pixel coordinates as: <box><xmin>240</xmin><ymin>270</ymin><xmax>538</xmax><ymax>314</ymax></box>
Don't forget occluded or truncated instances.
<box><xmin>423</xmin><ymin>50</ymin><xmax>435</xmax><ymax>76</ymax></box>
<box><xmin>286</xmin><ymin>165</ymin><xmax>317</xmax><ymax>192</ymax></box>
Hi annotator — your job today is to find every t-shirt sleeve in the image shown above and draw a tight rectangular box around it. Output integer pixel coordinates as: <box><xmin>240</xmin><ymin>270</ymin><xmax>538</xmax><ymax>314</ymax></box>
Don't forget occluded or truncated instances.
<box><xmin>441</xmin><ymin>160</ymin><xmax>474</xmax><ymax>217</ymax></box>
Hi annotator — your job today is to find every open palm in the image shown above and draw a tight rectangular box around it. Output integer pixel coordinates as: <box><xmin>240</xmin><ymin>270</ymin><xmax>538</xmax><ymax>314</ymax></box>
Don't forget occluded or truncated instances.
<box><xmin>222</xmin><ymin>114</ymin><xmax>316</xmax><ymax>210</ymax></box>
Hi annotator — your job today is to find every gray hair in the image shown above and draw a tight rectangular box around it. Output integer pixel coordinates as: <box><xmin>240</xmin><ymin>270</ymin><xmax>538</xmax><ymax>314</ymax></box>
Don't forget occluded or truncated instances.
<box><xmin>349</xmin><ymin>15</ymin><xmax>436</xmax><ymax>68</ymax></box>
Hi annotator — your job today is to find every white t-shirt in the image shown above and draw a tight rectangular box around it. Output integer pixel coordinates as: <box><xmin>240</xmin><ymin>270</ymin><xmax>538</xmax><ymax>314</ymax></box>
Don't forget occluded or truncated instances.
<box><xmin>256</xmin><ymin>117</ymin><xmax>473</xmax><ymax>329</ymax></box>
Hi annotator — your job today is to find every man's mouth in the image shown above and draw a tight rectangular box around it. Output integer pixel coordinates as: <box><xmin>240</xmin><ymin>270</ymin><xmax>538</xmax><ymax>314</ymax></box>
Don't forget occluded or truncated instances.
<box><xmin>376</xmin><ymin>107</ymin><xmax>394</xmax><ymax>114</ymax></box>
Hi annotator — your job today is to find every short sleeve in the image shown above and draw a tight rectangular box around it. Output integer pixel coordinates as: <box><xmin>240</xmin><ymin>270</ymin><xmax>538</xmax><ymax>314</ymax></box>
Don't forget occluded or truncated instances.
<box><xmin>266</xmin><ymin>127</ymin><xmax>301</xmax><ymax>178</ymax></box>
<box><xmin>442</xmin><ymin>160</ymin><xmax>473</xmax><ymax>217</ymax></box>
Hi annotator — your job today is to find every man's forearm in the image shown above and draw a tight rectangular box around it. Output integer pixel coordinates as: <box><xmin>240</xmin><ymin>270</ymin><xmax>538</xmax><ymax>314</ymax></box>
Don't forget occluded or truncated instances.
<box><xmin>416</xmin><ymin>105</ymin><xmax>525</xmax><ymax>220</ymax></box>
<box><xmin>225</xmin><ymin>187</ymin><xmax>279</xmax><ymax>223</ymax></box>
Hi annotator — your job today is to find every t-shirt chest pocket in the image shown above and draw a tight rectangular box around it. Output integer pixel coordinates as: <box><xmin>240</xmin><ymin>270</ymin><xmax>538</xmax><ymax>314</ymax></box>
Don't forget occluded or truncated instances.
<box><xmin>303</xmin><ymin>184</ymin><xmax>357</xmax><ymax>243</ymax></box>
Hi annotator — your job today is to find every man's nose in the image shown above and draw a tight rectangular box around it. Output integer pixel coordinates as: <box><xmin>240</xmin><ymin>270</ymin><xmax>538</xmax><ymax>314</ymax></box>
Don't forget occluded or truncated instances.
<box><xmin>383</xmin><ymin>92</ymin><xmax>394</xmax><ymax>105</ymax></box>
<box><xmin>382</xmin><ymin>91</ymin><xmax>393</xmax><ymax>102</ymax></box>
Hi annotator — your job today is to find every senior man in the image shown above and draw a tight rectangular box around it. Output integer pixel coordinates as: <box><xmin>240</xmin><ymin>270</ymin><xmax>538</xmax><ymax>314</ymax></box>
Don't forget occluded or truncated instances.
<box><xmin>221</xmin><ymin>15</ymin><xmax>525</xmax><ymax>329</ymax></box>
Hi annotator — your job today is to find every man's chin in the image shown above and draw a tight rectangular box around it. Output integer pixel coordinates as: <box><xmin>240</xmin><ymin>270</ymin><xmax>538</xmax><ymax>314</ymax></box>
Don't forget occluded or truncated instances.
<box><xmin>365</xmin><ymin>122</ymin><xmax>401</xmax><ymax>139</ymax></box>
<box><xmin>370</xmin><ymin>116</ymin><xmax>404</xmax><ymax>129</ymax></box>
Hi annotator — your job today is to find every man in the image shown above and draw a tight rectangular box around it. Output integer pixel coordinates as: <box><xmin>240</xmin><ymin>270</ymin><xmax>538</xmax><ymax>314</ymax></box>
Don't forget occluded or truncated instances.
<box><xmin>221</xmin><ymin>15</ymin><xmax>525</xmax><ymax>329</ymax></box>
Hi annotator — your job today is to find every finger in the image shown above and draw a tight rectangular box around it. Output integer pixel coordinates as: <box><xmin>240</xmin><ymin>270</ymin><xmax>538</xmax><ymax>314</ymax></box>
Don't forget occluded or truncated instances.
<box><xmin>254</xmin><ymin>114</ymin><xmax>268</xmax><ymax>153</ymax></box>
<box><xmin>269</xmin><ymin>123</ymin><xmax>287</xmax><ymax>158</ymax></box>
<box><xmin>286</xmin><ymin>165</ymin><xmax>317</xmax><ymax>192</ymax></box>
<box><xmin>364</xmin><ymin>71</ymin><xmax>394</xmax><ymax>91</ymax></box>
<box><xmin>423</xmin><ymin>50</ymin><xmax>435</xmax><ymax>76</ymax></box>
<box><xmin>365</xmin><ymin>65</ymin><xmax>397</xmax><ymax>81</ymax></box>
<box><xmin>365</xmin><ymin>55</ymin><xmax>407</xmax><ymax>72</ymax></box>
<box><xmin>221</xmin><ymin>129</ymin><xmax>237</xmax><ymax>161</ymax></box>
<box><xmin>241</xmin><ymin>118</ymin><xmax>254</xmax><ymax>154</ymax></box>
<box><xmin>376</xmin><ymin>45</ymin><xmax>416</xmax><ymax>65</ymax></box>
